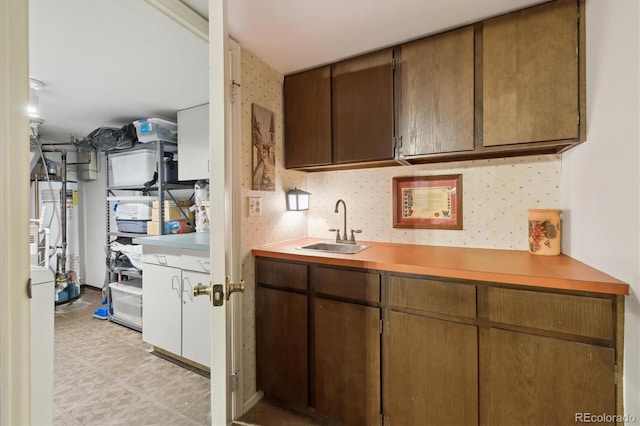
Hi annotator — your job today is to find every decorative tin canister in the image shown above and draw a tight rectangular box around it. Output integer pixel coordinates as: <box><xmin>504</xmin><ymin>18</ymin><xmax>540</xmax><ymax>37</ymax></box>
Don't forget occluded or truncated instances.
<box><xmin>528</xmin><ymin>209</ymin><xmax>562</xmax><ymax>255</ymax></box>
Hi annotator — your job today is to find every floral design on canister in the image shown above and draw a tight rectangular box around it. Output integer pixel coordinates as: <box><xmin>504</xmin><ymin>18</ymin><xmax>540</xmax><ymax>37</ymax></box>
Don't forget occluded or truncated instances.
<box><xmin>528</xmin><ymin>209</ymin><xmax>562</xmax><ymax>255</ymax></box>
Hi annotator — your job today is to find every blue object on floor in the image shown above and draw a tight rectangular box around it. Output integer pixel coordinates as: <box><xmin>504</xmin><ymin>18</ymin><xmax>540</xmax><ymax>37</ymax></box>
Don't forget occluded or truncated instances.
<box><xmin>93</xmin><ymin>301</ymin><xmax>112</xmax><ymax>320</ymax></box>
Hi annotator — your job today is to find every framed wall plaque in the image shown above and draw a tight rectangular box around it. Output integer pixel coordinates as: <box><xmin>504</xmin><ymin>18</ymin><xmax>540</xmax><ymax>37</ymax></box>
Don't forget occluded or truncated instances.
<box><xmin>392</xmin><ymin>174</ymin><xmax>463</xmax><ymax>230</ymax></box>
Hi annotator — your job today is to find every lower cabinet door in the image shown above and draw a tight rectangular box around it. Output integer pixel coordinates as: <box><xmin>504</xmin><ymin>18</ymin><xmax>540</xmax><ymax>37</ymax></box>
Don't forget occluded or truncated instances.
<box><xmin>256</xmin><ymin>286</ymin><xmax>308</xmax><ymax>408</ymax></box>
<box><xmin>485</xmin><ymin>328</ymin><xmax>615</xmax><ymax>425</ymax></box>
<box><xmin>313</xmin><ymin>298</ymin><xmax>380</xmax><ymax>425</ymax></box>
<box><xmin>386</xmin><ymin>311</ymin><xmax>478</xmax><ymax>426</ymax></box>
<box><xmin>181</xmin><ymin>270</ymin><xmax>211</xmax><ymax>367</ymax></box>
<box><xmin>142</xmin><ymin>263</ymin><xmax>182</xmax><ymax>356</ymax></box>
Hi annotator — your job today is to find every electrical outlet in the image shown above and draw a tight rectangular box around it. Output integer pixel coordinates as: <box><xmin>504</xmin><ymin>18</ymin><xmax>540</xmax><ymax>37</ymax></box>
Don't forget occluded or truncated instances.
<box><xmin>249</xmin><ymin>197</ymin><xmax>262</xmax><ymax>216</ymax></box>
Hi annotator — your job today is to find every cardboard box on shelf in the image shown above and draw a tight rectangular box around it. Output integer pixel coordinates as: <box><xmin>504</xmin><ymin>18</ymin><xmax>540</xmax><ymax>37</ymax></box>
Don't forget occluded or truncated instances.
<box><xmin>151</xmin><ymin>200</ymin><xmax>192</xmax><ymax>209</ymax></box>
<box><xmin>151</xmin><ymin>206</ymin><xmax>195</xmax><ymax>222</ymax></box>
<box><xmin>147</xmin><ymin>220</ymin><xmax>195</xmax><ymax>236</ymax></box>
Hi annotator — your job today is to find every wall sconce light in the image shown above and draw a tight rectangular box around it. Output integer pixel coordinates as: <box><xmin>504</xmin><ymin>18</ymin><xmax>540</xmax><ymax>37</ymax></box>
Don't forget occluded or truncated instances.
<box><xmin>287</xmin><ymin>188</ymin><xmax>310</xmax><ymax>211</ymax></box>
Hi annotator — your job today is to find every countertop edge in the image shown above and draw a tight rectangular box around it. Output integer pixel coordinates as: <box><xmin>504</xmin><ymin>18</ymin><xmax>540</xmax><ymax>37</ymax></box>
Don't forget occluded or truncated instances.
<box><xmin>251</xmin><ymin>239</ymin><xmax>630</xmax><ymax>296</ymax></box>
<box><xmin>132</xmin><ymin>233</ymin><xmax>210</xmax><ymax>252</ymax></box>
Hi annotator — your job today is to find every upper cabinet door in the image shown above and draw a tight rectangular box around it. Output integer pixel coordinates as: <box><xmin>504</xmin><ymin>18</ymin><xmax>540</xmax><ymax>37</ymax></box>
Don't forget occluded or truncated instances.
<box><xmin>482</xmin><ymin>0</ymin><xmax>580</xmax><ymax>146</ymax></box>
<box><xmin>284</xmin><ymin>66</ymin><xmax>332</xmax><ymax>168</ymax></box>
<box><xmin>398</xmin><ymin>26</ymin><xmax>475</xmax><ymax>157</ymax></box>
<box><xmin>332</xmin><ymin>49</ymin><xmax>395</xmax><ymax>163</ymax></box>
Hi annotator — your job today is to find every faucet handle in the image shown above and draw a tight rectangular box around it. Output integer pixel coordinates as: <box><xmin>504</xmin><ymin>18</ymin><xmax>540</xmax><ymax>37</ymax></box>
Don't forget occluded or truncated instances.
<box><xmin>328</xmin><ymin>228</ymin><xmax>340</xmax><ymax>239</ymax></box>
<box><xmin>350</xmin><ymin>229</ymin><xmax>362</xmax><ymax>242</ymax></box>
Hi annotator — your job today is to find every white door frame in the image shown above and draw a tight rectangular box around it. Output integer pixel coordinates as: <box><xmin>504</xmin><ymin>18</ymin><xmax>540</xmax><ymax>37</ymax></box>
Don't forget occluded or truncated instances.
<box><xmin>0</xmin><ymin>0</ymin><xmax>32</xmax><ymax>424</ymax></box>
<box><xmin>208</xmin><ymin>0</ymin><xmax>237</xmax><ymax>424</ymax></box>
<box><xmin>227</xmin><ymin>37</ymin><xmax>244</xmax><ymax>420</ymax></box>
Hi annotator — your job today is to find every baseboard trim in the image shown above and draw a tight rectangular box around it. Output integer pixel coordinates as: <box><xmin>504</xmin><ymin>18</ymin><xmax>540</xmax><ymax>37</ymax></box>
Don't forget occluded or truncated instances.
<box><xmin>242</xmin><ymin>391</ymin><xmax>264</xmax><ymax>414</ymax></box>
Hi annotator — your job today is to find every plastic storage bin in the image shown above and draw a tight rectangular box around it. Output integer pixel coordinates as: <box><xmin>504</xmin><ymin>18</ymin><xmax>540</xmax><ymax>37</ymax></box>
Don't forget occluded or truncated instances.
<box><xmin>110</xmin><ymin>149</ymin><xmax>157</xmax><ymax>187</ymax></box>
<box><xmin>112</xmin><ymin>197</ymin><xmax>153</xmax><ymax>220</ymax></box>
<box><xmin>109</xmin><ymin>280</ymin><xmax>143</xmax><ymax>327</ymax></box>
<box><xmin>133</xmin><ymin>118</ymin><xmax>177</xmax><ymax>143</ymax></box>
<box><xmin>116</xmin><ymin>219</ymin><xmax>150</xmax><ymax>234</ymax></box>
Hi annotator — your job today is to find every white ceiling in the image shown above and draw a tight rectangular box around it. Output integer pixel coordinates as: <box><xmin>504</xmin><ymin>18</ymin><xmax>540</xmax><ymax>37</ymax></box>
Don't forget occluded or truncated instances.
<box><xmin>29</xmin><ymin>0</ymin><xmax>546</xmax><ymax>143</ymax></box>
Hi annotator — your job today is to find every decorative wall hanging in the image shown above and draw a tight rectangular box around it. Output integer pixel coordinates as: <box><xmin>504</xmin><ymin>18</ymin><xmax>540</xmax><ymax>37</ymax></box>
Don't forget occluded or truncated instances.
<box><xmin>252</xmin><ymin>103</ymin><xmax>276</xmax><ymax>191</ymax></box>
<box><xmin>392</xmin><ymin>174</ymin><xmax>463</xmax><ymax>229</ymax></box>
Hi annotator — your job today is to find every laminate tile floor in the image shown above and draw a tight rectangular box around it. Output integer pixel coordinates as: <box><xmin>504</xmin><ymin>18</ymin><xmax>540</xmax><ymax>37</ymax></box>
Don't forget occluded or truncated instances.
<box><xmin>54</xmin><ymin>286</ymin><xmax>327</xmax><ymax>426</ymax></box>
<box><xmin>54</xmin><ymin>286</ymin><xmax>211</xmax><ymax>426</ymax></box>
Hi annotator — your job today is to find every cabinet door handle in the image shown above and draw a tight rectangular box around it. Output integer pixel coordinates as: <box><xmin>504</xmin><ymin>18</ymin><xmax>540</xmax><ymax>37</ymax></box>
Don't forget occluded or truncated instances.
<box><xmin>171</xmin><ymin>275</ymin><xmax>181</xmax><ymax>298</ymax></box>
<box><xmin>197</xmin><ymin>260</ymin><xmax>211</xmax><ymax>272</ymax></box>
<box><xmin>156</xmin><ymin>254</ymin><xmax>168</xmax><ymax>265</ymax></box>
<box><xmin>182</xmin><ymin>277</ymin><xmax>194</xmax><ymax>301</ymax></box>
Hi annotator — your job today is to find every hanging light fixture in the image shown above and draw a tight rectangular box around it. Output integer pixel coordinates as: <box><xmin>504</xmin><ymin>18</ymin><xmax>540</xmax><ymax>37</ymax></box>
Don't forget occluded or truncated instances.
<box><xmin>28</xmin><ymin>78</ymin><xmax>45</xmax><ymax>119</ymax></box>
<box><xmin>286</xmin><ymin>188</ymin><xmax>310</xmax><ymax>211</ymax></box>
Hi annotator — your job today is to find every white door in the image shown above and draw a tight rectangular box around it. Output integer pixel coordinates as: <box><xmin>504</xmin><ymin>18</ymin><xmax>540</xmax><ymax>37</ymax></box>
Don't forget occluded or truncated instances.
<box><xmin>0</xmin><ymin>1</ymin><xmax>32</xmax><ymax>424</ymax></box>
<box><xmin>206</xmin><ymin>1</ymin><xmax>242</xmax><ymax>425</ymax></box>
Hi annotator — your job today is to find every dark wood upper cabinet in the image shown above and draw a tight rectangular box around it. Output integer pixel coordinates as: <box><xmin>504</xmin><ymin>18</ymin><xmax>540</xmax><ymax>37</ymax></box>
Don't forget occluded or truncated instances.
<box><xmin>332</xmin><ymin>48</ymin><xmax>395</xmax><ymax>164</ymax></box>
<box><xmin>284</xmin><ymin>66</ymin><xmax>332</xmax><ymax>168</ymax></box>
<box><xmin>397</xmin><ymin>26</ymin><xmax>475</xmax><ymax>157</ymax></box>
<box><xmin>282</xmin><ymin>0</ymin><xmax>585</xmax><ymax>170</ymax></box>
<box><xmin>482</xmin><ymin>0</ymin><xmax>582</xmax><ymax>146</ymax></box>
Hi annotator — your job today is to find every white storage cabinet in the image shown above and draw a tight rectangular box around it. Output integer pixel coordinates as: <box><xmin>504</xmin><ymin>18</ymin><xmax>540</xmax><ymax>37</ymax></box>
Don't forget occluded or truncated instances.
<box><xmin>142</xmin><ymin>245</ymin><xmax>211</xmax><ymax>367</ymax></box>
<box><xmin>177</xmin><ymin>104</ymin><xmax>209</xmax><ymax>181</ymax></box>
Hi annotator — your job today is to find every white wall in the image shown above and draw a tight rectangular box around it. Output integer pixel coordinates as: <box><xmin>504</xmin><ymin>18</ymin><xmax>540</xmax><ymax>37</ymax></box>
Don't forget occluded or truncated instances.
<box><xmin>561</xmin><ymin>0</ymin><xmax>639</xmax><ymax>418</ymax></box>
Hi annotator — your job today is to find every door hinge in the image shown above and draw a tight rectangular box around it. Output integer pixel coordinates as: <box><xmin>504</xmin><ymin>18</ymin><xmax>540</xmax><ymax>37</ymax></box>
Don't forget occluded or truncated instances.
<box><xmin>392</xmin><ymin>57</ymin><xmax>396</xmax><ymax>70</ymax></box>
<box><xmin>231</xmin><ymin>370</ymin><xmax>239</xmax><ymax>391</ymax></box>
<box><xmin>381</xmin><ymin>414</ymin><xmax>384</xmax><ymax>426</ymax></box>
<box><xmin>614</xmin><ymin>363</ymin><xmax>618</xmax><ymax>385</ymax></box>
<box><xmin>393</xmin><ymin>136</ymin><xmax>403</xmax><ymax>157</ymax></box>
<box><xmin>230</xmin><ymin>79</ymin><xmax>241</xmax><ymax>104</ymax></box>
<box><xmin>380</xmin><ymin>319</ymin><xmax>384</xmax><ymax>335</ymax></box>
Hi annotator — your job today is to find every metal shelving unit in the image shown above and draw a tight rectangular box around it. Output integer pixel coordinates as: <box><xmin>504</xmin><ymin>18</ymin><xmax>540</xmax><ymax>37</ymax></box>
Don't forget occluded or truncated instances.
<box><xmin>105</xmin><ymin>140</ymin><xmax>194</xmax><ymax>331</ymax></box>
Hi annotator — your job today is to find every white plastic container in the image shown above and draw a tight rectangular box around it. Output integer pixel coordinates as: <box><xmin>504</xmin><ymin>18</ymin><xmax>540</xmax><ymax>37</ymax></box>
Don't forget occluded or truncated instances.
<box><xmin>110</xmin><ymin>149</ymin><xmax>157</xmax><ymax>186</ymax></box>
<box><xmin>109</xmin><ymin>280</ymin><xmax>143</xmax><ymax>327</ymax></box>
<box><xmin>112</xmin><ymin>197</ymin><xmax>153</xmax><ymax>220</ymax></box>
<box><xmin>133</xmin><ymin>118</ymin><xmax>178</xmax><ymax>143</ymax></box>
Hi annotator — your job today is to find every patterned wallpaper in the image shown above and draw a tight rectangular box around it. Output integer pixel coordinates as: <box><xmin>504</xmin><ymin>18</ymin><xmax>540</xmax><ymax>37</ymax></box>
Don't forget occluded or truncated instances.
<box><xmin>307</xmin><ymin>155</ymin><xmax>561</xmax><ymax>250</ymax></box>
<box><xmin>239</xmin><ymin>49</ymin><xmax>307</xmax><ymax>402</ymax></box>
<box><xmin>239</xmin><ymin>48</ymin><xmax>562</xmax><ymax>407</ymax></box>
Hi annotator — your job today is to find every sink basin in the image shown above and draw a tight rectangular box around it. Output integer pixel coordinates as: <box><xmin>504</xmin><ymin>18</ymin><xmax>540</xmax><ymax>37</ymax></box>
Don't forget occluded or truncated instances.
<box><xmin>296</xmin><ymin>242</ymin><xmax>370</xmax><ymax>254</ymax></box>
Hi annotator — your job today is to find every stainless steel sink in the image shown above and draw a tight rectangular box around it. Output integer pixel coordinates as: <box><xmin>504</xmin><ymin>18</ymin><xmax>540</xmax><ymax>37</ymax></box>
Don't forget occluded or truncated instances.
<box><xmin>296</xmin><ymin>242</ymin><xmax>370</xmax><ymax>254</ymax></box>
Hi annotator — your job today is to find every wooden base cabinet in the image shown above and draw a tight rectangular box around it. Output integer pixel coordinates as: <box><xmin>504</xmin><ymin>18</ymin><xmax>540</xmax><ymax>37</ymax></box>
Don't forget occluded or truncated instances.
<box><xmin>385</xmin><ymin>276</ymin><xmax>479</xmax><ymax>425</ymax></box>
<box><xmin>386</xmin><ymin>312</ymin><xmax>478</xmax><ymax>426</ymax></box>
<box><xmin>256</xmin><ymin>286</ymin><xmax>308</xmax><ymax>408</ymax></box>
<box><xmin>255</xmin><ymin>259</ymin><xmax>309</xmax><ymax>408</ymax></box>
<box><xmin>484</xmin><ymin>328</ymin><xmax>615</xmax><ymax>425</ymax></box>
<box><xmin>255</xmin><ymin>259</ymin><xmax>622</xmax><ymax>425</ymax></box>
<box><xmin>313</xmin><ymin>298</ymin><xmax>380</xmax><ymax>426</ymax></box>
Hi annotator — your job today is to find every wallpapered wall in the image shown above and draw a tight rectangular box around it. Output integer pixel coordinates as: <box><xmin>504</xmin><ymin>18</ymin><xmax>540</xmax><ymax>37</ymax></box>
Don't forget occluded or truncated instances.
<box><xmin>239</xmin><ymin>49</ymin><xmax>306</xmax><ymax>402</ymax></box>
<box><xmin>306</xmin><ymin>155</ymin><xmax>561</xmax><ymax>250</ymax></box>
<box><xmin>239</xmin><ymin>48</ymin><xmax>562</xmax><ymax>406</ymax></box>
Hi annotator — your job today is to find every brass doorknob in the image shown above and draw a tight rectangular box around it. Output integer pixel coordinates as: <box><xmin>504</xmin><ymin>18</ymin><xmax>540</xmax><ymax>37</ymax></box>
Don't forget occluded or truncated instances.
<box><xmin>193</xmin><ymin>283</ymin><xmax>212</xmax><ymax>300</ymax></box>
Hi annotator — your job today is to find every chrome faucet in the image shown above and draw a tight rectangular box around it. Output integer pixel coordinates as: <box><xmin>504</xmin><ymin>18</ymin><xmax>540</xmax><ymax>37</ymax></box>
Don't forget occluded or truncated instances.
<box><xmin>328</xmin><ymin>199</ymin><xmax>362</xmax><ymax>244</ymax></box>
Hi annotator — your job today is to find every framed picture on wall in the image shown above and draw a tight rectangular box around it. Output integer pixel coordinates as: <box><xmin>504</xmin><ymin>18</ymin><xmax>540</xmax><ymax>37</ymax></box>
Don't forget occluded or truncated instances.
<box><xmin>252</xmin><ymin>103</ymin><xmax>276</xmax><ymax>191</ymax></box>
<box><xmin>392</xmin><ymin>174</ymin><xmax>463</xmax><ymax>230</ymax></box>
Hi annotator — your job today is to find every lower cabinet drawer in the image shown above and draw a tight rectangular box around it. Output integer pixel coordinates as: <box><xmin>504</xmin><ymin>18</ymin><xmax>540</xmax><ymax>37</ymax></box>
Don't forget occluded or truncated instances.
<box><xmin>311</xmin><ymin>265</ymin><xmax>380</xmax><ymax>303</ymax></box>
<box><xmin>488</xmin><ymin>287</ymin><xmax>614</xmax><ymax>340</ymax></box>
<box><xmin>388</xmin><ymin>275</ymin><xmax>476</xmax><ymax>318</ymax></box>
<box><xmin>256</xmin><ymin>258</ymin><xmax>308</xmax><ymax>291</ymax></box>
<box><xmin>181</xmin><ymin>249</ymin><xmax>210</xmax><ymax>273</ymax></box>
